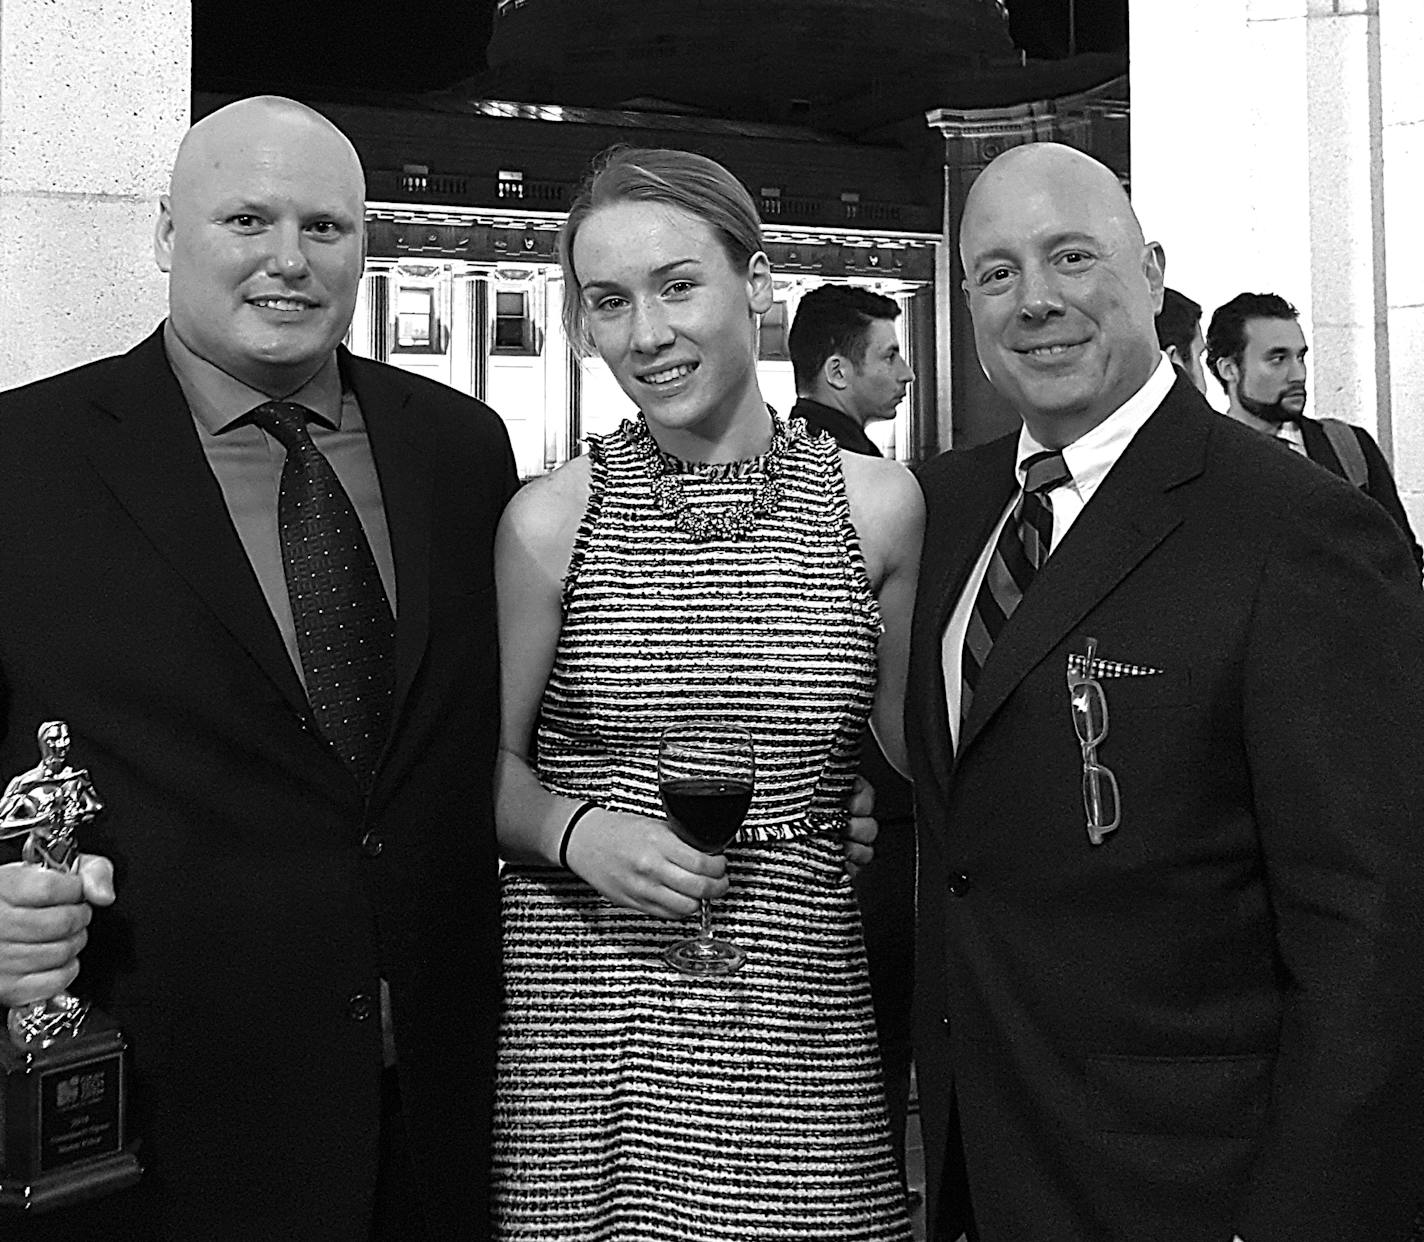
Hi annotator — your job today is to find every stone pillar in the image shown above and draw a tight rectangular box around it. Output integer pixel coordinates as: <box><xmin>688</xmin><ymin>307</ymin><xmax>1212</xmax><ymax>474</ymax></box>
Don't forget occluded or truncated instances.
<box><xmin>1130</xmin><ymin>0</ymin><xmax>1312</xmax><ymax>382</ymax></box>
<box><xmin>0</xmin><ymin>0</ymin><xmax>189</xmax><ymax>390</ymax></box>
<box><xmin>1305</xmin><ymin>2</ymin><xmax>1389</xmax><ymax>443</ymax></box>
<box><xmin>1380</xmin><ymin>2</ymin><xmax>1424</xmax><ymax>526</ymax></box>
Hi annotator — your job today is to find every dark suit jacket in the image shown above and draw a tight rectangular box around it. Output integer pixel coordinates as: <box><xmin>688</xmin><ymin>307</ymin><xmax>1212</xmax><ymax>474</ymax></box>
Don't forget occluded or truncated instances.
<box><xmin>1297</xmin><ymin>414</ymin><xmax>1423</xmax><ymax>570</ymax></box>
<box><xmin>791</xmin><ymin>395</ymin><xmax>918</xmax><ymax>1169</ymax></box>
<box><xmin>907</xmin><ymin>376</ymin><xmax>1424</xmax><ymax>1242</ymax></box>
<box><xmin>0</xmin><ymin>328</ymin><xmax>516</xmax><ymax>1240</ymax></box>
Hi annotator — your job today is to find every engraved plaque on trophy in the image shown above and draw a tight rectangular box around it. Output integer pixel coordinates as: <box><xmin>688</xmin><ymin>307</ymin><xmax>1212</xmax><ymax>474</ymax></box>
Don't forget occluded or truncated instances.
<box><xmin>0</xmin><ymin>722</ymin><xmax>141</xmax><ymax>1212</ymax></box>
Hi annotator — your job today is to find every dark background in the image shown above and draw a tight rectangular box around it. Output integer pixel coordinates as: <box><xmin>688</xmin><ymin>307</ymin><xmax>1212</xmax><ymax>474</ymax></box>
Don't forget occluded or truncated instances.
<box><xmin>194</xmin><ymin>0</ymin><xmax>1129</xmax><ymax>98</ymax></box>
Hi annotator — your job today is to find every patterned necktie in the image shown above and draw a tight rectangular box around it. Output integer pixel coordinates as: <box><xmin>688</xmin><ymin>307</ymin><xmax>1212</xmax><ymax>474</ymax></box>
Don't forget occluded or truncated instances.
<box><xmin>960</xmin><ymin>449</ymin><xmax>1072</xmax><ymax>728</ymax></box>
<box><xmin>248</xmin><ymin>401</ymin><xmax>395</xmax><ymax>789</ymax></box>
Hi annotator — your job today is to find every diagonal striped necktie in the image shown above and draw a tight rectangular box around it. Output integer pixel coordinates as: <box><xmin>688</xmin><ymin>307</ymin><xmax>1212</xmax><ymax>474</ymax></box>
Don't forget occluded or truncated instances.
<box><xmin>248</xmin><ymin>401</ymin><xmax>395</xmax><ymax>791</ymax></box>
<box><xmin>960</xmin><ymin>449</ymin><xmax>1072</xmax><ymax>729</ymax></box>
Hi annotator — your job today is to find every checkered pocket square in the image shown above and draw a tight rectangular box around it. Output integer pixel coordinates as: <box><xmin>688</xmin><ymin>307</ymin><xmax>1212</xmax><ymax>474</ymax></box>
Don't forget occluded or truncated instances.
<box><xmin>1066</xmin><ymin>652</ymin><xmax>1165</xmax><ymax>679</ymax></box>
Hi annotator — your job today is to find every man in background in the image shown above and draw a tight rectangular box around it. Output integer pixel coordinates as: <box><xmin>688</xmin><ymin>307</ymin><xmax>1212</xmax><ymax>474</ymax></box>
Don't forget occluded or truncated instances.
<box><xmin>787</xmin><ymin>283</ymin><xmax>917</xmax><ymax>1192</ymax></box>
<box><xmin>0</xmin><ymin>97</ymin><xmax>517</xmax><ymax>1240</ymax></box>
<box><xmin>1206</xmin><ymin>290</ymin><xmax>1421</xmax><ymax>570</ymax></box>
<box><xmin>787</xmin><ymin>284</ymin><xmax>914</xmax><ymax>454</ymax></box>
<box><xmin>1154</xmin><ymin>285</ymin><xmax>1207</xmax><ymax>393</ymax></box>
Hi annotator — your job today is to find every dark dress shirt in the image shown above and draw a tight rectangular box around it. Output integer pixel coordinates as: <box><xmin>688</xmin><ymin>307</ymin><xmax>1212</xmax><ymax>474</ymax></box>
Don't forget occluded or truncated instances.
<box><xmin>163</xmin><ymin>321</ymin><xmax>397</xmax><ymax>682</ymax></box>
<box><xmin>790</xmin><ymin>396</ymin><xmax>882</xmax><ymax>458</ymax></box>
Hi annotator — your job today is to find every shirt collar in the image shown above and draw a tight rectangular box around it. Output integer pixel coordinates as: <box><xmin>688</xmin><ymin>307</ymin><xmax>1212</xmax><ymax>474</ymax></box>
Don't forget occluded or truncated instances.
<box><xmin>1015</xmin><ymin>353</ymin><xmax>1177</xmax><ymax>504</ymax></box>
<box><xmin>162</xmin><ymin>319</ymin><xmax>345</xmax><ymax>435</ymax></box>
<box><xmin>794</xmin><ymin>396</ymin><xmax>863</xmax><ymax>430</ymax></box>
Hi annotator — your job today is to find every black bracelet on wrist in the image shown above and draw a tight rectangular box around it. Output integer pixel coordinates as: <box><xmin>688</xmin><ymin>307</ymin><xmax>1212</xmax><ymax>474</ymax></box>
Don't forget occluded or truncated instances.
<box><xmin>558</xmin><ymin>800</ymin><xmax>598</xmax><ymax>871</ymax></box>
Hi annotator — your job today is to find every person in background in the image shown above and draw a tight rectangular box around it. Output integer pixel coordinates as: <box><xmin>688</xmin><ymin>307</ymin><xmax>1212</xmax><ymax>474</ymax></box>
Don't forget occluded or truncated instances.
<box><xmin>492</xmin><ymin>146</ymin><xmax>922</xmax><ymax>1241</ymax></box>
<box><xmin>1206</xmin><ymin>289</ymin><xmax>1422</xmax><ymax>570</ymax></box>
<box><xmin>1154</xmin><ymin>285</ymin><xmax>1207</xmax><ymax>393</ymax></box>
<box><xmin>786</xmin><ymin>282</ymin><xmax>918</xmax><ymax>1193</ymax></box>
<box><xmin>0</xmin><ymin>96</ymin><xmax>517</xmax><ymax>1241</ymax></box>
<box><xmin>787</xmin><ymin>284</ymin><xmax>914</xmax><ymax>453</ymax></box>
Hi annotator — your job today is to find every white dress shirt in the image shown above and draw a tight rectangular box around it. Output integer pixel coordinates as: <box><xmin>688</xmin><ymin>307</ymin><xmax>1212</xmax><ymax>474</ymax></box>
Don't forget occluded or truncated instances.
<box><xmin>1275</xmin><ymin>420</ymin><xmax>1308</xmax><ymax>457</ymax></box>
<box><xmin>940</xmin><ymin>354</ymin><xmax>1178</xmax><ymax>750</ymax></box>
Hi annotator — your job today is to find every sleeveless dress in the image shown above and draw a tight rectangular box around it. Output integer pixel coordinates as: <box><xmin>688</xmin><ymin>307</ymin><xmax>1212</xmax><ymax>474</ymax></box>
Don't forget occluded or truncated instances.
<box><xmin>492</xmin><ymin>415</ymin><xmax>911</xmax><ymax>1242</ymax></box>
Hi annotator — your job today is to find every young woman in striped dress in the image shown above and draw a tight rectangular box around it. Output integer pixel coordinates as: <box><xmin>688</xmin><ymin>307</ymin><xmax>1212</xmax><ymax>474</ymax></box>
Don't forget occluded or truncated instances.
<box><xmin>491</xmin><ymin>147</ymin><xmax>923</xmax><ymax>1241</ymax></box>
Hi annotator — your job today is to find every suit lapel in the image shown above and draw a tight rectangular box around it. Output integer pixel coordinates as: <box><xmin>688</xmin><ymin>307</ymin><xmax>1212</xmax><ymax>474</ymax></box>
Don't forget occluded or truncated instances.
<box><xmin>344</xmin><ymin>351</ymin><xmax>433</xmax><ymax>734</ymax></box>
<box><xmin>925</xmin><ymin>436</ymin><xmax>1020</xmax><ymax>641</ymax></box>
<box><xmin>78</xmin><ymin>330</ymin><xmax>312</xmax><ymax>721</ymax></box>
<box><xmin>958</xmin><ymin>385</ymin><xmax>1209</xmax><ymax>755</ymax></box>
<box><xmin>912</xmin><ymin>434</ymin><xmax>1019</xmax><ymax>800</ymax></box>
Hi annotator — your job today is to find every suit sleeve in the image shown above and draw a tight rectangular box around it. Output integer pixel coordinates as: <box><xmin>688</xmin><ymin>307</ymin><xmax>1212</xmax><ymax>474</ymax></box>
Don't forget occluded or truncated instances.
<box><xmin>1356</xmin><ymin>426</ymin><xmax>1423</xmax><ymax>573</ymax></box>
<box><xmin>1237</xmin><ymin>470</ymin><xmax>1424</xmax><ymax>1240</ymax></box>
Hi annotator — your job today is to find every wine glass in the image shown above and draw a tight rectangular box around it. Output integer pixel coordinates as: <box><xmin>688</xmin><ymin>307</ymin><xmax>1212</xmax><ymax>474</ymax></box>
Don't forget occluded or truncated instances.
<box><xmin>658</xmin><ymin>724</ymin><xmax>754</xmax><ymax>976</ymax></box>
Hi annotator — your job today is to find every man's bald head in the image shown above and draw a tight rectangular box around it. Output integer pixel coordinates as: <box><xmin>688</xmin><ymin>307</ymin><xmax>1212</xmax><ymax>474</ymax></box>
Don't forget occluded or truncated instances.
<box><xmin>169</xmin><ymin>97</ymin><xmax>364</xmax><ymax>203</ymax></box>
<box><xmin>155</xmin><ymin>96</ymin><xmax>367</xmax><ymax>394</ymax></box>
<box><xmin>959</xmin><ymin>142</ymin><xmax>1166</xmax><ymax>447</ymax></box>
<box><xmin>960</xmin><ymin>144</ymin><xmax>1147</xmax><ymax>269</ymax></box>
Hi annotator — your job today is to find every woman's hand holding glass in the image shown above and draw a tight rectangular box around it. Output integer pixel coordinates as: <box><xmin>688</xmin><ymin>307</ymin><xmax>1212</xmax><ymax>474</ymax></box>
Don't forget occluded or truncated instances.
<box><xmin>561</xmin><ymin>807</ymin><xmax>729</xmax><ymax>921</ymax></box>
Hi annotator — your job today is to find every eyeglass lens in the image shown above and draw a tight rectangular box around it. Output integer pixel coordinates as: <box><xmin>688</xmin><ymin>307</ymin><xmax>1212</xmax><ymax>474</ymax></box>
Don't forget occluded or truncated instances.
<box><xmin>1070</xmin><ymin>679</ymin><xmax>1108</xmax><ymax>748</ymax></box>
<box><xmin>1082</xmin><ymin>762</ymin><xmax>1120</xmax><ymax>843</ymax></box>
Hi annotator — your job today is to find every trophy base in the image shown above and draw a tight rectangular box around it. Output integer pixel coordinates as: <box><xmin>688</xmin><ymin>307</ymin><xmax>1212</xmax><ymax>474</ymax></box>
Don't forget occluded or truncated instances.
<box><xmin>0</xmin><ymin>1009</ymin><xmax>141</xmax><ymax>1213</ymax></box>
<box><xmin>0</xmin><ymin>1149</ymin><xmax>143</xmax><ymax>1214</ymax></box>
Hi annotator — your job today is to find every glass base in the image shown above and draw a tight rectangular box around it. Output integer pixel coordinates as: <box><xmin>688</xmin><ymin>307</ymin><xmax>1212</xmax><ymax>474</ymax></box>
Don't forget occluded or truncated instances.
<box><xmin>663</xmin><ymin>935</ymin><xmax>747</xmax><ymax>976</ymax></box>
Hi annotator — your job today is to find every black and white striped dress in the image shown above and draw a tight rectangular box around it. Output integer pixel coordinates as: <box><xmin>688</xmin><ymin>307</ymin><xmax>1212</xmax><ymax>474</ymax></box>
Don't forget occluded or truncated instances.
<box><xmin>492</xmin><ymin>415</ymin><xmax>911</xmax><ymax>1242</ymax></box>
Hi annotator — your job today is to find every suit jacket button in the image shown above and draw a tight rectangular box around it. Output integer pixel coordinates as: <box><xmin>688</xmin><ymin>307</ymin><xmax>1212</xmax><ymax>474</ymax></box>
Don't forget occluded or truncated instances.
<box><xmin>347</xmin><ymin>992</ymin><xmax>375</xmax><ymax>1022</ymax></box>
<box><xmin>361</xmin><ymin>830</ymin><xmax>384</xmax><ymax>858</ymax></box>
<box><xmin>948</xmin><ymin>873</ymin><xmax>972</xmax><ymax>897</ymax></box>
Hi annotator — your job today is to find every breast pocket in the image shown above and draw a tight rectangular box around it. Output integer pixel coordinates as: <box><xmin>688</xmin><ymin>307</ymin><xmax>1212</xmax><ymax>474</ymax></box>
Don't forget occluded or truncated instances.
<box><xmin>1093</xmin><ymin>664</ymin><xmax>1196</xmax><ymax>711</ymax></box>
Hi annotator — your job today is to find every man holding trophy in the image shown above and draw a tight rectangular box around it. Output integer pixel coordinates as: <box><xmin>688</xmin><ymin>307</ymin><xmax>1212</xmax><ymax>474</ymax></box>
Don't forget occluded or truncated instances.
<box><xmin>0</xmin><ymin>97</ymin><xmax>518</xmax><ymax>1239</ymax></box>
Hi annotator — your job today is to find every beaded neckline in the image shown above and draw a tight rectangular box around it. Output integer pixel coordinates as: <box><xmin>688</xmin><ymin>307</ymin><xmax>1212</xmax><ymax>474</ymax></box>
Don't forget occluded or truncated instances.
<box><xmin>624</xmin><ymin>414</ymin><xmax>797</xmax><ymax>541</ymax></box>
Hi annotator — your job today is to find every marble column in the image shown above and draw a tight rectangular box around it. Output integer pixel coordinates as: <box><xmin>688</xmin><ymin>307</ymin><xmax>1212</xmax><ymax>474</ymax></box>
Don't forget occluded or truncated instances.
<box><xmin>0</xmin><ymin>0</ymin><xmax>189</xmax><ymax>390</ymax></box>
<box><xmin>1380</xmin><ymin>2</ymin><xmax>1424</xmax><ymax>525</ymax></box>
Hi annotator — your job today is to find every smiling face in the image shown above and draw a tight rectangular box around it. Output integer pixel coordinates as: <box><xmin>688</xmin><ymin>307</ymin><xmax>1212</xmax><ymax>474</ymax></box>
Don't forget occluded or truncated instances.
<box><xmin>844</xmin><ymin>317</ymin><xmax>915</xmax><ymax>424</ymax></box>
<box><xmin>571</xmin><ymin>200</ymin><xmax>774</xmax><ymax>460</ymax></box>
<box><xmin>960</xmin><ymin>144</ymin><xmax>1164</xmax><ymax>447</ymax></box>
<box><xmin>154</xmin><ymin>98</ymin><xmax>366</xmax><ymax>395</ymax></box>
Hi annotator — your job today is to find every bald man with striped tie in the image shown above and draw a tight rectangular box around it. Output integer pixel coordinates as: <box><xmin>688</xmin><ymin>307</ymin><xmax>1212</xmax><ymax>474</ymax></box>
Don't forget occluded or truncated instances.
<box><xmin>904</xmin><ymin>142</ymin><xmax>1424</xmax><ymax>1242</ymax></box>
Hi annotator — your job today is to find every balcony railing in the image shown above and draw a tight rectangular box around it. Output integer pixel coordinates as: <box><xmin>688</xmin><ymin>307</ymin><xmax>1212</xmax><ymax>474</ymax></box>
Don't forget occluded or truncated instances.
<box><xmin>372</xmin><ymin>170</ymin><xmax>928</xmax><ymax>231</ymax></box>
<box><xmin>396</xmin><ymin>170</ymin><xmax>470</xmax><ymax>198</ymax></box>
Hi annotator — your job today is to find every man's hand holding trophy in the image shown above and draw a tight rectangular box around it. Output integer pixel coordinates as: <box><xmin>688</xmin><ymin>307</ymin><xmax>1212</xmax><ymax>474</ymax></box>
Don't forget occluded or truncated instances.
<box><xmin>0</xmin><ymin>722</ymin><xmax>140</xmax><ymax>1211</ymax></box>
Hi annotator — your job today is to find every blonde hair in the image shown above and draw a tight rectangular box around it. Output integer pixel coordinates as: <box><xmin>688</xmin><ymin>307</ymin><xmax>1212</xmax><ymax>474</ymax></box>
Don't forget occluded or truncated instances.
<box><xmin>559</xmin><ymin>146</ymin><xmax>764</xmax><ymax>353</ymax></box>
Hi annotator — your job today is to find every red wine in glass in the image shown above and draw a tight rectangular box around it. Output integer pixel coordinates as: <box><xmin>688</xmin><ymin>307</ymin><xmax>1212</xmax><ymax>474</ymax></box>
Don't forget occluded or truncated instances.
<box><xmin>659</xmin><ymin>778</ymin><xmax>752</xmax><ymax>853</ymax></box>
<box><xmin>658</xmin><ymin>726</ymin><xmax>754</xmax><ymax>976</ymax></box>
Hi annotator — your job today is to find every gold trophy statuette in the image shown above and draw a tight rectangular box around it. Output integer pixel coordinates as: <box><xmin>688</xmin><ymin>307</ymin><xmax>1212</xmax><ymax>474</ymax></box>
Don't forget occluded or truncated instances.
<box><xmin>0</xmin><ymin>722</ymin><xmax>141</xmax><ymax>1212</ymax></box>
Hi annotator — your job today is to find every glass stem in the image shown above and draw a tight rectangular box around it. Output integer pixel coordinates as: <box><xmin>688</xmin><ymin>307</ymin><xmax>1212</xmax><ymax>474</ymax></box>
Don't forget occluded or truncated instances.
<box><xmin>698</xmin><ymin>897</ymin><xmax>714</xmax><ymax>941</ymax></box>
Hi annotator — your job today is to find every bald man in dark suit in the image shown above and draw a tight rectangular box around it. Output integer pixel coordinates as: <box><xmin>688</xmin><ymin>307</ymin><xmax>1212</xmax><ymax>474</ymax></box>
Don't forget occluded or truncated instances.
<box><xmin>0</xmin><ymin>97</ymin><xmax>515</xmax><ymax>1240</ymax></box>
<box><xmin>907</xmin><ymin>143</ymin><xmax>1424</xmax><ymax>1242</ymax></box>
